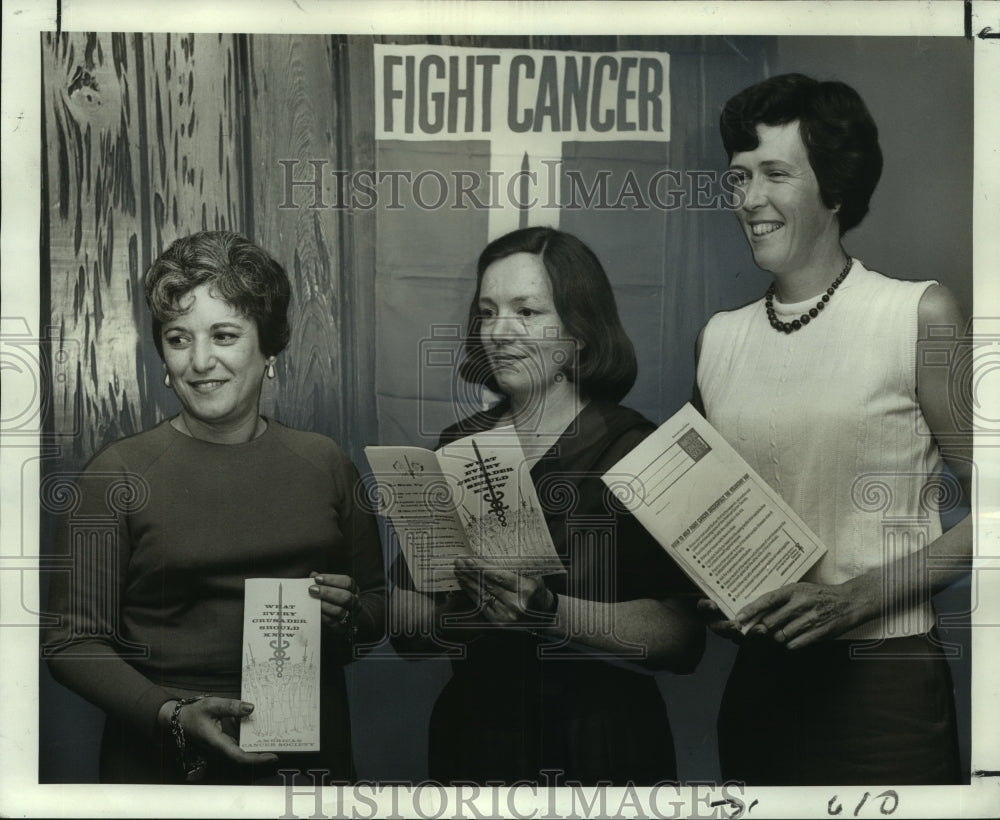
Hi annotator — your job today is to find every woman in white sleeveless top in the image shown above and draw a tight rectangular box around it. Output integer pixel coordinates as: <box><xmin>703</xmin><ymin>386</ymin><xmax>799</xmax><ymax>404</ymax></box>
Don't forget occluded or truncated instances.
<box><xmin>696</xmin><ymin>74</ymin><xmax>971</xmax><ymax>785</ymax></box>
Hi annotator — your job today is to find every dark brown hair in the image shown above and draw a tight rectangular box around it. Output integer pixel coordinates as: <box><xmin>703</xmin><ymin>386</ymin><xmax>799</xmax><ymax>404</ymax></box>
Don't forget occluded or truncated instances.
<box><xmin>459</xmin><ymin>227</ymin><xmax>638</xmax><ymax>403</ymax></box>
<box><xmin>721</xmin><ymin>73</ymin><xmax>883</xmax><ymax>235</ymax></box>
<box><xmin>144</xmin><ymin>231</ymin><xmax>291</xmax><ymax>358</ymax></box>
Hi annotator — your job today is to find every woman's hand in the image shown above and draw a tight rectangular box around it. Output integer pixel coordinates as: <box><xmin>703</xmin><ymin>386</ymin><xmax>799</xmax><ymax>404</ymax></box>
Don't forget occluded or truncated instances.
<box><xmin>158</xmin><ymin>697</ymin><xmax>278</xmax><ymax>771</ymax></box>
<box><xmin>736</xmin><ymin>581</ymin><xmax>872</xmax><ymax>649</ymax></box>
<box><xmin>452</xmin><ymin>557</ymin><xmax>556</xmax><ymax>626</ymax></box>
<box><xmin>696</xmin><ymin>598</ymin><xmax>745</xmax><ymax>643</ymax></box>
<box><xmin>309</xmin><ymin>572</ymin><xmax>359</xmax><ymax>634</ymax></box>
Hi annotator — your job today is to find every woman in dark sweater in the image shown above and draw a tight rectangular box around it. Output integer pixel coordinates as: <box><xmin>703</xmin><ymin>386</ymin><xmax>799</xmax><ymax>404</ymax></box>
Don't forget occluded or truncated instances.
<box><xmin>44</xmin><ymin>231</ymin><xmax>385</xmax><ymax>784</ymax></box>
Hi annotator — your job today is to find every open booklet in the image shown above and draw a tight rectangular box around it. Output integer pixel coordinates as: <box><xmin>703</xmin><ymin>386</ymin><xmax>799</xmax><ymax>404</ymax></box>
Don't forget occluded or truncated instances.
<box><xmin>366</xmin><ymin>427</ymin><xmax>566</xmax><ymax>592</ymax></box>
<box><xmin>602</xmin><ymin>403</ymin><xmax>826</xmax><ymax>625</ymax></box>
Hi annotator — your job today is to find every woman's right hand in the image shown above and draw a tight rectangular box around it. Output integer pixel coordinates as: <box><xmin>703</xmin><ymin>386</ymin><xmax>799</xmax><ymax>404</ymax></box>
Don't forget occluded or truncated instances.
<box><xmin>158</xmin><ymin>697</ymin><xmax>279</xmax><ymax>768</ymax></box>
<box><xmin>696</xmin><ymin>598</ymin><xmax>746</xmax><ymax>643</ymax></box>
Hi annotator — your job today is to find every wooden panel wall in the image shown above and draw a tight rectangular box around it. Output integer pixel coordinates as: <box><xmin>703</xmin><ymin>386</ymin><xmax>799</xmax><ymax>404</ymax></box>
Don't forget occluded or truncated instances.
<box><xmin>139</xmin><ymin>33</ymin><xmax>249</xmax><ymax>433</ymax></box>
<box><xmin>141</xmin><ymin>33</ymin><xmax>247</xmax><ymax>246</ymax></box>
<box><xmin>43</xmin><ymin>32</ymin><xmax>148</xmax><ymax>462</ymax></box>
<box><xmin>247</xmin><ymin>34</ymin><xmax>348</xmax><ymax>444</ymax></box>
<box><xmin>42</xmin><ymin>32</ymin><xmax>370</xmax><ymax>469</ymax></box>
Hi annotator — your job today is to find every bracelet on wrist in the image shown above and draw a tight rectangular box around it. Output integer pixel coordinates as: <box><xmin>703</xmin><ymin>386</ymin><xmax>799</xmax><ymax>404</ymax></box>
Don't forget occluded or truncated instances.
<box><xmin>169</xmin><ymin>696</ymin><xmax>208</xmax><ymax>781</ymax></box>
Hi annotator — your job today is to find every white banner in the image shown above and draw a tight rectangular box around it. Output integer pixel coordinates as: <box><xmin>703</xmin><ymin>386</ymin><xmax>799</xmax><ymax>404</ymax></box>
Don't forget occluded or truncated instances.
<box><xmin>375</xmin><ymin>44</ymin><xmax>670</xmax><ymax>141</ymax></box>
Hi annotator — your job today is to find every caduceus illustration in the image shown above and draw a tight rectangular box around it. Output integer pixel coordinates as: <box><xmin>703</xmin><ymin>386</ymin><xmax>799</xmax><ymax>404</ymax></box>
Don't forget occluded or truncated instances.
<box><xmin>269</xmin><ymin>583</ymin><xmax>289</xmax><ymax>678</ymax></box>
<box><xmin>472</xmin><ymin>439</ymin><xmax>510</xmax><ymax>527</ymax></box>
<box><xmin>393</xmin><ymin>454</ymin><xmax>424</xmax><ymax>477</ymax></box>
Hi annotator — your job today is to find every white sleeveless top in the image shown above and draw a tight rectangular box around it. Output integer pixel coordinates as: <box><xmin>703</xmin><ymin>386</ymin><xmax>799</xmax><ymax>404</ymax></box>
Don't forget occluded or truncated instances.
<box><xmin>697</xmin><ymin>260</ymin><xmax>944</xmax><ymax>639</ymax></box>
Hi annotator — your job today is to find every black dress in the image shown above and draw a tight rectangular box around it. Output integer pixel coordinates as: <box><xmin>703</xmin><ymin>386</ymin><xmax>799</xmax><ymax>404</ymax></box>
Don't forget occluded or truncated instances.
<box><xmin>395</xmin><ymin>401</ymin><xmax>695</xmax><ymax>785</ymax></box>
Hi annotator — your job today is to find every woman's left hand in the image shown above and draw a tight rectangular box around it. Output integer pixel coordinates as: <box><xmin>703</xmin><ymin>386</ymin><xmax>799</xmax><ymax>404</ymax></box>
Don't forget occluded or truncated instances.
<box><xmin>737</xmin><ymin>581</ymin><xmax>869</xmax><ymax>650</ymax></box>
<box><xmin>309</xmin><ymin>572</ymin><xmax>359</xmax><ymax>633</ymax></box>
<box><xmin>453</xmin><ymin>557</ymin><xmax>555</xmax><ymax>626</ymax></box>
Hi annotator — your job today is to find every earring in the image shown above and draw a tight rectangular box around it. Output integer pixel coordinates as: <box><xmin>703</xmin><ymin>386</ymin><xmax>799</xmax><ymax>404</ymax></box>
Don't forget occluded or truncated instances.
<box><xmin>266</xmin><ymin>358</ymin><xmax>276</xmax><ymax>379</ymax></box>
<box><xmin>163</xmin><ymin>366</ymin><xmax>171</xmax><ymax>388</ymax></box>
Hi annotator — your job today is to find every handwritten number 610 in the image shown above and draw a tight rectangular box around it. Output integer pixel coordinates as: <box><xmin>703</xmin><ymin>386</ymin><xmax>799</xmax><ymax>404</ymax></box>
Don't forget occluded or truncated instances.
<box><xmin>827</xmin><ymin>790</ymin><xmax>899</xmax><ymax>816</ymax></box>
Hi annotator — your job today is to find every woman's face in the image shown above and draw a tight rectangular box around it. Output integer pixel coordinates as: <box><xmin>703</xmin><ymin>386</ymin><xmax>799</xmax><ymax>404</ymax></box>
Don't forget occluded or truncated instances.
<box><xmin>161</xmin><ymin>283</ymin><xmax>268</xmax><ymax>430</ymax></box>
<box><xmin>477</xmin><ymin>252</ymin><xmax>580</xmax><ymax>401</ymax></box>
<box><xmin>729</xmin><ymin>121</ymin><xmax>841</xmax><ymax>277</ymax></box>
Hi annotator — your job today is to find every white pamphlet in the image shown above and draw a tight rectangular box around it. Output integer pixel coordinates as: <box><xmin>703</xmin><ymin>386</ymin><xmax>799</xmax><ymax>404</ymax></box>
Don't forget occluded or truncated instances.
<box><xmin>366</xmin><ymin>427</ymin><xmax>565</xmax><ymax>592</ymax></box>
<box><xmin>602</xmin><ymin>403</ymin><xmax>826</xmax><ymax>622</ymax></box>
<box><xmin>239</xmin><ymin>577</ymin><xmax>321</xmax><ymax>752</ymax></box>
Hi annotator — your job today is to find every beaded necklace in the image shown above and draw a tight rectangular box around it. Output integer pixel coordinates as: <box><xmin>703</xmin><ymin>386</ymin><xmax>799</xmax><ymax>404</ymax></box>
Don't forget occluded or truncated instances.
<box><xmin>765</xmin><ymin>256</ymin><xmax>852</xmax><ymax>334</ymax></box>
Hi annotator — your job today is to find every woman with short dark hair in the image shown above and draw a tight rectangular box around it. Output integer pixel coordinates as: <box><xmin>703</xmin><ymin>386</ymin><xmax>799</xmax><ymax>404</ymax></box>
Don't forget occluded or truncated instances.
<box><xmin>44</xmin><ymin>230</ymin><xmax>386</xmax><ymax>784</ymax></box>
<box><xmin>391</xmin><ymin>226</ymin><xmax>704</xmax><ymax>785</ymax></box>
<box><xmin>719</xmin><ymin>72</ymin><xmax>883</xmax><ymax>235</ymax></box>
<box><xmin>145</xmin><ymin>230</ymin><xmax>293</xmax><ymax>359</ymax></box>
<box><xmin>458</xmin><ymin>226</ymin><xmax>639</xmax><ymax>403</ymax></box>
<box><xmin>697</xmin><ymin>74</ymin><xmax>970</xmax><ymax>784</ymax></box>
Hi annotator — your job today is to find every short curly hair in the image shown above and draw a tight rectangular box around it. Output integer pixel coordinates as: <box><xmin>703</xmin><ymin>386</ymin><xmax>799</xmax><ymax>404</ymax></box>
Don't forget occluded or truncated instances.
<box><xmin>720</xmin><ymin>73</ymin><xmax>883</xmax><ymax>235</ymax></box>
<box><xmin>144</xmin><ymin>231</ymin><xmax>291</xmax><ymax>358</ymax></box>
<box><xmin>458</xmin><ymin>227</ymin><xmax>638</xmax><ymax>403</ymax></box>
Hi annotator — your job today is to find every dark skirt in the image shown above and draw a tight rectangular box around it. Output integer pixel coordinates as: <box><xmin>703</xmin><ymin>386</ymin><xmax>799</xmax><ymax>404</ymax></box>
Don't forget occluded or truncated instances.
<box><xmin>428</xmin><ymin>647</ymin><xmax>677</xmax><ymax>786</ymax></box>
<box><xmin>718</xmin><ymin>633</ymin><xmax>962</xmax><ymax>785</ymax></box>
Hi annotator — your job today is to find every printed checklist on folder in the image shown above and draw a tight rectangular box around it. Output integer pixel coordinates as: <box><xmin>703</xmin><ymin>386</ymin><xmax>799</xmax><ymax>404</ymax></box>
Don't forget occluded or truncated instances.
<box><xmin>602</xmin><ymin>403</ymin><xmax>826</xmax><ymax>622</ymax></box>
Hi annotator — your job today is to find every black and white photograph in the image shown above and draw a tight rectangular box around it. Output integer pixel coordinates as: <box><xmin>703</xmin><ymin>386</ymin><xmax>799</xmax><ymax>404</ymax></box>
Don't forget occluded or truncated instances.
<box><xmin>2</xmin><ymin>1</ymin><xmax>998</xmax><ymax>817</ymax></box>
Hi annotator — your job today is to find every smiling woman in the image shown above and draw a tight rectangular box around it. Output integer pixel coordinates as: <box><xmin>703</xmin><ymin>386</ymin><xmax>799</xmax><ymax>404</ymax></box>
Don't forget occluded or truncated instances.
<box><xmin>727</xmin><ymin>122</ymin><xmax>843</xmax><ymax>285</ymax></box>
<box><xmin>43</xmin><ymin>231</ymin><xmax>387</xmax><ymax>784</ymax></box>
<box><xmin>160</xmin><ymin>287</ymin><xmax>272</xmax><ymax>439</ymax></box>
<box><xmin>145</xmin><ymin>233</ymin><xmax>292</xmax><ymax>443</ymax></box>
<box><xmin>695</xmin><ymin>74</ymin><xmax>971</xmax><ymax>786</ymax></box>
